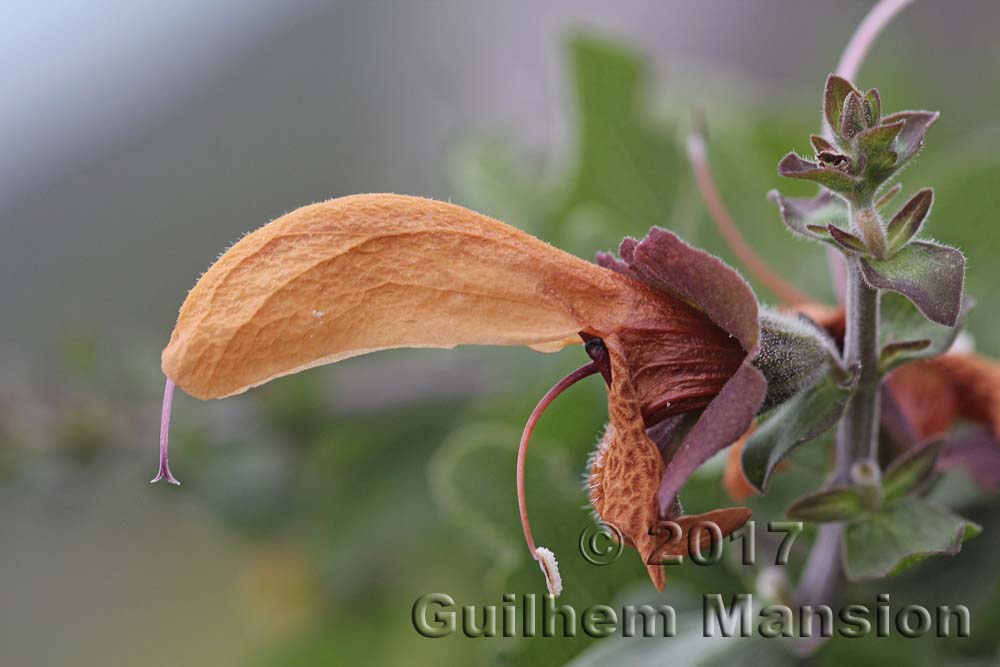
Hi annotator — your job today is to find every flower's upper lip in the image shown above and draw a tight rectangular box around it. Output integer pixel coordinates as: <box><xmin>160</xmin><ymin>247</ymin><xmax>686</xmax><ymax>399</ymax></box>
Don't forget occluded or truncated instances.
<box><xmin>161</xmin><ymin>193</ymin><xmax>745</xmax><ymax>401</ymax></box>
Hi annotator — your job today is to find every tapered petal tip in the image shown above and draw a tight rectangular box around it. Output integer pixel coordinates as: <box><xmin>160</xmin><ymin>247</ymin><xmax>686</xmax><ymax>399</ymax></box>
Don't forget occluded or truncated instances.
<box><xmin>646</xmin><ymin>563</ymin><xmax>666</xmax><ymax>592</ymax></box>
<box><xmin>534</xmin><ymin>547</ymin><xmax>563</xmax><ymax>597</ymax></box>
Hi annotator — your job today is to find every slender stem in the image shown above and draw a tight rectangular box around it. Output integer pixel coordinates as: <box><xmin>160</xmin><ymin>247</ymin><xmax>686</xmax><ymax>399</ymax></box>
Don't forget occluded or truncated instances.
<box><xmin>795</xmin><ymin>258</ymin><xmax>881</xmax><ymax>611</ymax></box>
<box><xmin>835</xmin><ymin>258</ymin><xmax>882</xmax><ymax>479</ymax></box>
<box><xmin>836</xmin><ymin>0</ymin><xmax>917</xmax><ymax>83</ymax></box>
<box><xmin>824</xmin><ymin>0</ymin><xmax>918</xmax><ymax>142</ymax></box>
<box><xmin>517</xmin><ymin>362</ymin><xmax>598</xmax><ymax>556</ymax></box>
<box><xmin>685</xmin><ymin>132</ymin><xmax>813</xmax><ymax>306</ymax></box>
<box><xmin>825</xmin><ymin>0</ymin><xmax>905</xmax><ymax>470</ymax></box>
<box><xmin>151</xmin><ymin>377</ymin><xmax>180</xmax><ymax>485</ymax></box>
<box><xmin>793</xmin><ymin>2</ymin><xmax>912</xmax><ymax>617</ymax></box>
<box><xmin>794</xmin><ymin>523</ymin><xmax>844</xmax><ymax>611</ymax></box>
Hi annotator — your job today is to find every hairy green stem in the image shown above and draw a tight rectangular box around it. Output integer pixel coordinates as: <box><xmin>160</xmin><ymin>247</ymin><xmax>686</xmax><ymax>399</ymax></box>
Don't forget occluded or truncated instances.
<box><xmin>836</xmin><ymin>258</ymin><xmax>882</xmax><ymax>478</ymax></box>
<box><xmin>790</xmin><ymin>0</ymin><xmax>909</xmax><ymax>648</ymax></box>
<box><xmin>795</xmin><ymin>259</ymin><xmax>881</xmax><ymax>617</ymax></box>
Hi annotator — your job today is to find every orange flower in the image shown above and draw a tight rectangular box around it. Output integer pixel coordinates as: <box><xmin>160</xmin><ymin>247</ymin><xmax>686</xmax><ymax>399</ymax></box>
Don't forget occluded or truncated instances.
<box><xmin>881</xmin><ymin>350</ymin><xmax>1000</xmax><ymax>490</ymax></box>
<box><xmin>157</xmin><ymin>194</ymin><xmax>762</xmax><ymax>593</ymax></box>
<box><xmin>888</xmin><ymin>353</ymin><xmax>1000</xmax><ymax>441</ymax></box>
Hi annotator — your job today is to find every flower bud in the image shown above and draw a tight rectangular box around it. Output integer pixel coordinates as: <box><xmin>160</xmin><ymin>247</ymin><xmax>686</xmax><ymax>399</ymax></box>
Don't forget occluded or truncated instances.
<box><xmin>855</xmin><ymin>207</ymin><xmax>887</xmax><ymax>259</ymax></box>
<box><xmin>753</xmin><ymin>308</ymin><xmax>840</xmax><ymax>413</ymax></box>
<box><xmin>851</xmin><ymin>458</ymin><xmax>884</xmax><ymax>511</ymax></box>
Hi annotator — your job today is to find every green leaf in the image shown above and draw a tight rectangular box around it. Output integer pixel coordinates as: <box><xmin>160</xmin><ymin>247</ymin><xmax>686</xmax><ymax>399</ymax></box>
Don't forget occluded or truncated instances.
<box><xmin>856</xmin><ymin>120</ymin><xmax>905</xmax><ymax>185</ymax></box>
<box><xmin>860</xmin><ymin>240</ymin><xmax>966</xmax><ymax>326</ymax></box>
<box><xmin>824</xmin><ymin>74</ymin><xmax>857</xmax><ymax>141</ymax></box>
<box><xmin>879</xmin><ymin>291</ymin><xmax>970</xmax><ymax>372</ymax></box>
<box><xmin>786</xmin><ymin>487</ymin><xmax>867</xmax><ymax>523</ymax></box>
<box><xmin>875</xmin><ymin>183</ymin><xmax>902</xmax><ymax>210</ymax></box>
<box><xmin>839</xmin><ymin>91</ymin><xmax>867</xmax><ymax>139</ymax></box>
<box><xmin>805</xmin><ymin>224</ymin><xmax>832</xmax><ymax>237</ymax></box>
<box><xmin>883</xmin><ymin>441</ymin><xmax>942</xmax><ymax>503</ymax></box>
<box><xmin>769</xmin><ymin>190</ymin><xmax>849</xmax><ymax>242</ymax></box>
<box><xmin>446</xmin><ymin>137</ymin><xmax>555</xmax><ymax>234</ymax></box>
<box><xmin>828</xmin><ymin>224</ymin><xmax>869</xmax><ymax>253</ymax></box>
<box><xmin>450</xmin><ymin>34</ymin><xmax>684</xmax><ymax>261</ymax></box>
<box><xmin>883</xmin><ymin>110</ymin><xmax>940</xmax><ymax>165</ymax></box>
<box><xmin>886</xmin><ymin>188</ymin><xmax>934</xmax><ymax>254</ymax></box>
<box><xmin>810</xmin><ymin>134</ymin><xmax>834</xmax><ymax>154</ymax></box>
<box><xmin>566</xmin><ymin>613</ymin><xmax>747</xmax><ymax>667</ymax></box>
<box><xmin>778</xmin><ymin>152</ymin><xmax>859</xmax><ymax>193</ymax></box>
<box><xmin>863</xmin><ymin>88</ymin><xmax>882</xmax><ymax>125</ymax></box>
<box><xmin>553</xmin><ymin>35</ymin><xmax>681</xmax><ymax>254</ymax></box>
<box><xmin>843</xmin><ymin>497</ymin><xmax>981</xmax><ymax>581</ymax></box>
<box><xmin>856</xmin><ymin>120</ymin><xmax>903</xmax><ymax>156</ymax></box>
<box><xmin>742</xmin><ymin>369</ymin><xmax>858</xmax><ymax>493</ymax></box>
<box><xmin>879</xmin><ymin>339</ymin><xmax>932</xmax><ymax>370</ymax></box>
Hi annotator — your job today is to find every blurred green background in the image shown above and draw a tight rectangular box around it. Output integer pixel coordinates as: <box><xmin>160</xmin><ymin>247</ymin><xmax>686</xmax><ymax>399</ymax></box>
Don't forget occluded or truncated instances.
<box><xmin>2</xmin><ymin>2</ymin><xmax>1000</xmax><ymax>666</ymax></box>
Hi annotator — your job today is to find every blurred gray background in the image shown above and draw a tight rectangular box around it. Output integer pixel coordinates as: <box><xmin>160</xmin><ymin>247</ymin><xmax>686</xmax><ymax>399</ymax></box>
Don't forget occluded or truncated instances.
<box><xmin>3</xmin><ymin>0</ymin><xmax>997</xmax><ymax>364</ymax></box>
<box><xmin>3</xmin><ymin>2</ymin><xmax>1000</xmax><ymax>666</ymax></box>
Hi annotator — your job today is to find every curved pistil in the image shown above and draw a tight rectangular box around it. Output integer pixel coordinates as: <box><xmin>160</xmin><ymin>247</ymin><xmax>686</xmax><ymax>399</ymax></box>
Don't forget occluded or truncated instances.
<box><xmin>516</xmin><ymin>338</ymin><xmax>610</xmax><ymax>596</ymax></box>
<box><xmin>151</xmin><ymin>377</ymin><xmax>181</xmax><ymax>485</ymax></box>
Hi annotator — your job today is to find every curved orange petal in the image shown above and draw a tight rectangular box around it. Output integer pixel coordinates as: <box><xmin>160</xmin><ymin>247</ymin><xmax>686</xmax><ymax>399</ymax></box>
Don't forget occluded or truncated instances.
<box><xmin>163</xmin><ymin>194</ymin><xmax>659</xmax><ymax>399</ymax></box>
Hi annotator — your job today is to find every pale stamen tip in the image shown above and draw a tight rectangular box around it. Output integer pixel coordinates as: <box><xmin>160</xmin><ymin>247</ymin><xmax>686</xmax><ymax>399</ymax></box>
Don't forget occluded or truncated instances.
<box><xmin>534</xmin><ymin>546</ymin><xmax>563</xmax><ymax>597</ymax></box>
